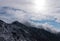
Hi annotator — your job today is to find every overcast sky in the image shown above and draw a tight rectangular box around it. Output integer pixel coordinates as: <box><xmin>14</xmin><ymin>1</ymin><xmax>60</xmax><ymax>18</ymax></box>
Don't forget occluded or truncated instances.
<box><xmin>0</xmin><ymin>0</ymin><xmax>60</xmax><ymax>32</ymax></box>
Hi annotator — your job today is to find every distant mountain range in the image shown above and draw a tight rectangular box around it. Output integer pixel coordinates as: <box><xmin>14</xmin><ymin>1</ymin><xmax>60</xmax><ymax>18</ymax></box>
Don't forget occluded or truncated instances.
<box><xmin>0</xmin><ymin>20</ymin><xmax>60</xmax><ymax>41</ymax></box>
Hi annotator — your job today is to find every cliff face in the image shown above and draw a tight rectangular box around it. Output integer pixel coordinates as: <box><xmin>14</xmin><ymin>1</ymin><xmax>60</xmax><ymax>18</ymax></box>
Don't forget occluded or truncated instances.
<box><xmin>0</xmin><ymin>20</ymin><xmax>60</xmax><ymax>41</ymax></box>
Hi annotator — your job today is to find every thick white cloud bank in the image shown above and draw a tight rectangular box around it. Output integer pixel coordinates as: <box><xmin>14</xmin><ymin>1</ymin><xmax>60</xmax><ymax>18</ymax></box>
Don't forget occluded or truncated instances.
<box><xmin>0</xmin><ymin>0</ymin><xmax>60</xmax><ymax>23</ymax></box>
<box><xmin>0</xmin><ymin>0</ymin><xmax>60</xmax><ymax>33</ymax></box>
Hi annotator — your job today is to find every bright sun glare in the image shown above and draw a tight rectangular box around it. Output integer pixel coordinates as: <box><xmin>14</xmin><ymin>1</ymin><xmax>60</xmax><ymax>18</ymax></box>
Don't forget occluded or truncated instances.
<box><xmin>34</xmin><ymin>0</ymin><xmax>46</xmax><ymax>13</ymax></box>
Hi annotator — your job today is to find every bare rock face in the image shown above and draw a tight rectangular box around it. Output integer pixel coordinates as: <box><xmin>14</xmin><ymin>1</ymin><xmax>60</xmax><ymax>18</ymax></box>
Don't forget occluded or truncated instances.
<box><xmin>0</xmin><ymin>20</ymin><xmax>60</xmax><ymax>41</ymax></box>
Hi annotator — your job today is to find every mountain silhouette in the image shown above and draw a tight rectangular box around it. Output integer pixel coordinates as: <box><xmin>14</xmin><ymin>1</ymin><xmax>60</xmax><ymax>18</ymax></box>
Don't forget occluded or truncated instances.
<box><xmin>0</xmin><ymin>20</ymin><xmax>60</xmax><ymax>41</ymax></box>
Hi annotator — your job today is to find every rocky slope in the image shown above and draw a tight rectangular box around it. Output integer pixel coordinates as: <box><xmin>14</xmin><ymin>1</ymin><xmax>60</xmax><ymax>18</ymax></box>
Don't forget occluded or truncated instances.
<box><xmin>0</xmin><ymin>20</ymin><xmax>60</xmax><ymax>41</ymax></box>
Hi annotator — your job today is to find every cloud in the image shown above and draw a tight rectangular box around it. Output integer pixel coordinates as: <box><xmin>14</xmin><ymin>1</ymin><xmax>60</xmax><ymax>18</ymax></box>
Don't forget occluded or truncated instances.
<box><xmin>30</xmin><ymin>22</ymin><xmax>60</xmax><ymax>33</ymax></box>
<box><xmin>29</xmin><ymin>0</ymin><xmax>60</xmax><ymax>24</ymax></box>
<box><xmin>0</xmin><ymin>0</ymin><xmax>60</xmax><ymax>24</ymax></box>
<box><xmin>0</xmin><ymin>6</ymin><xmax>59</xmax><ymax>33</ymax></box>
<box><xmin>0</xmin><ymin>0</ymin><xmax>60</xmax><ymax>32</ymax></box>
<box><xmin>0</xmin><ymin>6</ymin><xmax>31</xmax><ymax>23</ymax></box>
<box><xmin>0</xmin><ymin>0</ymin><xmax>35</xmax><ymax>13</ymax></box>
<box><xmin>40</xmin><ymin>23</ymin><xmax>59</xmax><ymax>33</ymax></box>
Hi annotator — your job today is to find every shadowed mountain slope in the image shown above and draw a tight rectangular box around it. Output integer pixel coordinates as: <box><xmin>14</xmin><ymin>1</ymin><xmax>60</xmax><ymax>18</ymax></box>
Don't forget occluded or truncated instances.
<box><xmin>0</xmin><ymin>20</ymin><xmax>60</xmax><ymax>41</ymax></box>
